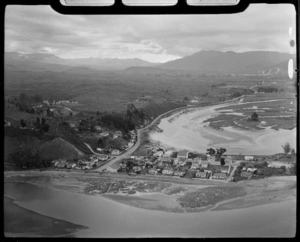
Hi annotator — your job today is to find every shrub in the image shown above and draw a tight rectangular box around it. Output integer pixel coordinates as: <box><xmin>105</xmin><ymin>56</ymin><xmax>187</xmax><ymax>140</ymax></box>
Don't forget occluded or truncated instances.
<box><xmin>282</xmin><ymin>142</ymin><xmax>291</xmax><ymax>154</ymax></box>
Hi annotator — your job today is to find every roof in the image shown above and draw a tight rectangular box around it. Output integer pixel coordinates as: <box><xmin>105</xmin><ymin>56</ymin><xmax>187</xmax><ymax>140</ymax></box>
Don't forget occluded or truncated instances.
<box><xmin>177</xmin><ymin>150</ymin><xmax>188</xmax><ymax>157</ymax></box>
<box><xmin>240</xmin><ymin>171</ymin><xmax>253</xmax><ymax>178</ymax></box>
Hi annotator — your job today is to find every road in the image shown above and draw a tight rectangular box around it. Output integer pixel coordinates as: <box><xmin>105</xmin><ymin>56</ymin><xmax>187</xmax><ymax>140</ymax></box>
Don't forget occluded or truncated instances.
<box><xmin>90</xmin><ymin>85</ymin><xmax>255</xmax><ymax>172</ymax></box>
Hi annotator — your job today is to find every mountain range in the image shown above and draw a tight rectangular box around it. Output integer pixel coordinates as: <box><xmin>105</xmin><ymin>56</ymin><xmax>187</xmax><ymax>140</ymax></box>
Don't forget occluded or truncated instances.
<box><xmin>5</xmin><ymin>50</ymin><xmax>295</xmax><ymax>75</ymax></box>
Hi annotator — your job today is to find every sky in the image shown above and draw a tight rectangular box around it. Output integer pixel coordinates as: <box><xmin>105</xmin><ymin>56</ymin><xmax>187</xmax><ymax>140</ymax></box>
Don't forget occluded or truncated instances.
<box><xmin>5</xmin><ymin>3</ymin><xmax>296</xmax><ymax>63</ymax></box>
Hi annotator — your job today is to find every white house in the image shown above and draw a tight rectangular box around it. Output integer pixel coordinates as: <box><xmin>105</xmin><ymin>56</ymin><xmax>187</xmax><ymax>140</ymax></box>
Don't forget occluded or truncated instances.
<box><xmin>245</xmin><ymin>156</ymin><xmax>254</xmax><ymax>161</ymax></box>
<box><xmin>111</xmin><ymin>149</ymin><xmax>121</xmax><ymax>155</ymax></box>
<box><xmin>177</xmin><ymin>150</ymin><xmax>189</xmax><ymax>159</ymax></box>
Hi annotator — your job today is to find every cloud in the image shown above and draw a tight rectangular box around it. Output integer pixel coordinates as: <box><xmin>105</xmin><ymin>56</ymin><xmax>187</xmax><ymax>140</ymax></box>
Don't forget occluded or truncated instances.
<box><xmin>5</xmin><ymin>4</ymin><xmax>296</xmax><ymax>62</ymax></box>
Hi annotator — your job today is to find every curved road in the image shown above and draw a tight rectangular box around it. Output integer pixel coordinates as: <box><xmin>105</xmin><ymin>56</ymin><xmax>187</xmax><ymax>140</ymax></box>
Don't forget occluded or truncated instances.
<box><xmin>90</xmin><ymin>85</ymin><xmax>257</xmax><ymax>172</ymax></box>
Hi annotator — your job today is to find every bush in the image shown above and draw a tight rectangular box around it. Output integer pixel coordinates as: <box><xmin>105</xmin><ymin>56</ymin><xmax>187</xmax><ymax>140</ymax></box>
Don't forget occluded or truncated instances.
<box><xmin>9</xmin><ymin>148</ymin><xmax>51</xmax><ymax>169</ymax></box>
<box><xmin>282</xmin><ymin>142</ymin><xmax>291</xmax><ymax>154</ymax></box>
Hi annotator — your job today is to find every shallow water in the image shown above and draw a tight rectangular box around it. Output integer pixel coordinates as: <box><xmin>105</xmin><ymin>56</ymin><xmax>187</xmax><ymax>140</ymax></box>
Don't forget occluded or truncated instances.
<box><xmin>4</xmin><ymin>182</ymin><xmax>296</xmax><ymax>237</ymax></box>
<box><xmin>150</xmin><ymin>102</ymin><xmax>296</xmax><ymax>155</ymax></box>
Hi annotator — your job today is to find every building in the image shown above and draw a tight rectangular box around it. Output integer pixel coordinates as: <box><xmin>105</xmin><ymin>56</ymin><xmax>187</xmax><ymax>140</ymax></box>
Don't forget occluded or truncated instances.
<box><xmin>207</xmin><ymin>155</ymin><xmax>216</xmax><ymax>163</ymax></box>
<box><xmin>127</xmin><ymin>142</ymin><xmax>134</xmax><ymax>148</ymax></box>
<box><xmin>177</xmin><ymin>150</ymin><xmax>189</xmax><ymax>160</ymax></box>
<box><xmin>174</xmin><ymin>170</ymin><xmax>186</xmax><ymax>177</ymax></box>
<box><xmin>153</xmin><ymin>150</ymin><xmax>164</xmax><ymax>157</ymax></box>
<box><xmin>240</xmin><ymin>171</ymin><xmax>253</xmax><ymax>179</ymax></box>
<box><xmin>212</xmin><ymin>172</ymin><xmax>227</xmax><ymax>180</ymax></box>
<box><xmin>94</xmin><ymin>126</ymin><xmax>102</xmax><ymax>132</ymax></box>
<box><xmin>132</xmin><ymin>166</ymin><xmax>142</xmax><ymax>173</ymax></box>
<box><xmin>247</xmin><ymin>167</ymin><xmax>258</xmax><ymax>173</ymax></box>
<box><xmin>111</xmin><ymin>149</ymin><xmax>121</xmax><ymax>155</ymax></box>
<box><xmin>245</xmin><ymin>156</ymin><xmax>254</xmax><ymax>161</ymax></box>
<box><xmin>162</xmin><ymin>168</ymin><xmax>174</xmax><ymax>175</ymax></box>
<box><xmin>66</xmin><ymin>161</ymin><xmax>77</xmax><ymax>169</ymax></box>
<box><xmin>97</xmin><ymin>154</ymin><xmax>109</xmax><ymax>161</ymax></box>
<box><xmin>55</xmin><ymin>159</ymin><xmax>67</xmax><ymax>168</ymax></box>
<box><xmin>201</xmin><ymin>161</ymin><xmax>209</xmax><ymax>168</ymax></box>
<box><xmin>163</xmin><ymin>150</ymin><xmax>175</xmax><ymax>158</ymax></box>
<box><xmin>100</xmin><ymin>131</ymin><xmax>110</xmax><ymax>137</ymax></box>
<box><xmin>190</xmin><ymin>163</ymin><xmax>199</xmax><ymax>170</ymax></box>
<box><xmin>211</xmin><ymin>165</ymin><xmax>231</xmax><ymax>174</ymax></box>
<box><xmin>160</xmin><ymin>157</ymin><xmax>173</xmax><ymax>164</ymax></box>
<box><xmin>113</xmin><ymin>130</ymin><xmax>122</xmax><ymax>139</ymax></box>
<box><xmin>148</xmin><ymin>168</ymin><xmax>158</xmax><ymax>175</ymax></box>
<box><xmin>195</xmin><ymin>171</ymin><xmax>208</xmax><ymax>179</ymax></box>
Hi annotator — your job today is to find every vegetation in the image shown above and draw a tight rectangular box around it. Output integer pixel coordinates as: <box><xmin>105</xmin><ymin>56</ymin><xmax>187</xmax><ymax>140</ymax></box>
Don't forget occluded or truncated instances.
<box><xmin>250</xmin><ymin>112</ymin><xmax>259</xmax><ymax>121</ymax></box>
<box><xmin>9</xmin><ymin>148</ymin><xmax>51</xmax><ymax>169</ymax></box>
<box><xmin>282</xmin><ymin>142</ymin><xmax>291</xmax><ymax>154</ymax></box>
<box><xmin>257</xmin><ymin>86</ymin><xmax>279</xmax><ymax>93</ymax></box>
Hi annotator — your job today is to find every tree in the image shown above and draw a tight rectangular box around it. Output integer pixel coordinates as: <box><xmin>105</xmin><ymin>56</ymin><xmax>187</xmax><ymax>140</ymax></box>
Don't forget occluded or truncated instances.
<box><xmin>282</xmin><ymin>142</ymin><xmax>291</xmax><ymax>154</ymax></box>
<box><xmin>46</xmin><ymin>106</ymin><xmax>51</xmax><ymax>116</ymax></box>
<box><xmin>291</xmin><ymin>148</ymin><xmax>296</xmax><ymax>155</ymax></box>
<box><xmin>250</xmin><ymin>112</ymin><xmax>259</xmax><ymax>121</ymax></box>
<box><xmin>206</xmin><ymin>148</ymin><xmax>216</xmax><ymax>156</ymax></box>
<box><xmin>20</xmin><ymin>119</ymin><xmax>26</xmax><ymax>128</ymax></box>
<box><xmin>36</xmin><ymin>117</ymin><xmax>41</xmax><ymax>129</ymax></box>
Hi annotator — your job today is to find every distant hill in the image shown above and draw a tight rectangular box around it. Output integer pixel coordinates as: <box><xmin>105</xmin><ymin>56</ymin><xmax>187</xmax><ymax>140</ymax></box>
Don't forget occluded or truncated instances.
<box><xmin>5</xmin><ymin>52</ymin><xmax>158</xmax><ymax>72</ymax></box>
<box><xmin>158</xmin><ymin>50</ymin><xmax>295</xmax><ymax>75</ymax></box>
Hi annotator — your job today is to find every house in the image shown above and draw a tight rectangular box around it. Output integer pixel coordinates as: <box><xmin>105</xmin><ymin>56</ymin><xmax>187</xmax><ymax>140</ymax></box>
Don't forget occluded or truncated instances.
<box><xmin>100</xmin><ymin>131</ymin><xmax>110</xmax><ymax>137</ymax></box>
<box><xmin>111</xmin><ymin>149</ymin><xmax>121</xmax><ymax>155</ymax></box>
<box><xmin>240</xmin><ymin>171</ymin><xmax>253</xmax><ymax>179</ymax></box>
<box><xmin>153</xmin><ymin>150</ymin><xmax>164</xmax><ymax>157</ymax></box>
<box><xmin>190</xmin><ymin>163</ymin><xmax>199</xmax><ymax>170</ymax></box>
<box><xmin>174</xmin><ymin>170</ymin><xmax>186</xmax><ymax>177</ymax></box>
<box><xmin>245</xmin><ymin>156</ymin><xmax>254</xmax><ymax>161</ymax></box>
<box><xmin>113</xmin><ymin>130</ymin><xmax>122</xmax><ymax>139</ymax></box>
<box><xmin>162</xmin><ymin>168</ymin><xmax>174</xmax><ymax>175</ymax></box>
<box><xmin>90</xmin><ymin>155</ymin><xmax>99</xmax><ymax>162</ymax></box>
<box><xmin>127</xmin><ymin>142</ymin><xmax>134</xmax><ymax>148</ymax></box>
<box><xmin>160</xmin><ymin>157</ymin><xmax>173</xmax><ymax>164</ymax></box>
<box><xmin>195</xmin><ymin>171</ymin><xmax>208</xmax><ymax>179</ymax></box>
<box><xmin>163</xmin><ymin>150</ymin><xmax>175</xmax><ymax>157</ymax></box>
<box><xmin>184</xmin><ymin>170</ymin><xmax>196</xmax><ymax>178</ymax></box>
<box><xmin>201</xmin><ymin>161</ymin><xmax>209</xmax><ymax>168</ymax></box>
<box><xmin>247</xmin><ymin>167</ymin><xmax>258</xmax><ymax>173</ymax></box>
<box><xmin>193</xmin><ymin>157</ymin><xmax>202</xmax><ymax>165</ymax></box>
<box><xmin>225</xmin><ymin>156</ymin><xmax>233</xmax><ymax>163</ymax></box>
<box><xmin>94</xmin><ymin>126</ymin><xmax>102</xmax><ymax>132</ymax></box>
<box><xmin>66</xmin><ymin>161</ymin><xmax>77</xmax><ymax>169</ymax></box>
<box><xmin>55</xmin><ymin>159</ymin><xmax>67</xmax><ymax>168</ymax></box>
<box><xmin>96</xmin><ymin>147</ymin><xmax>103</xmax><ymax>152</ymax></box>
<box><xmin>178</xmin><ymin>160</ymin><xmax>186</xmax><ymax>166</ymax></box>
<box><xmin>212</xmin><ymin>172</ymin><xmax>227</xmax><ymax>180</ymax></box>
<box><xmin>132</xmin><ymin>166</ymin><xmax>142</xmax><ymax>173</ymax></box>
<box><xmin>177</xmin><ymin>150</ymin><xmax>189</xmax><ymax>160</ymax></box>
<box><xmin>148</xmin><ymin>168</ymin><xmax>158</xmax><ymax>175</ymax></box>
<box><xmin>207</xmin><ymin>155</ymin><xmax>216</xmax><ymax>163</ymax></box>
<box><xmin>211</xmin><ymin>165</ymin><xmax>231</xmax><ymax>174</ymax></box>
<box><xmin>173</xmin><ymin>158</ymin><xmax>179</xmax><ymax>165</ymax></box>
<box><xmin>97</xmin><ymin>154</ymin><xmax>109</xmax><ymax>161</ymax></box>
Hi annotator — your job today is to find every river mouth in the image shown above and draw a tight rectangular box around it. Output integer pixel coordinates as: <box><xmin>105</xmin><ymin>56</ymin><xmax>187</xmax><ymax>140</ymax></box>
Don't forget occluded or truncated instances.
<box><xmin>4</xmin><ymin>172</ymin><xmax>296</xmax><ymax>237</ymax></box>
<box><xmin>150</xmin><ymin>101</ymin><xmax>296</xmax><ymax>155</ymax></box>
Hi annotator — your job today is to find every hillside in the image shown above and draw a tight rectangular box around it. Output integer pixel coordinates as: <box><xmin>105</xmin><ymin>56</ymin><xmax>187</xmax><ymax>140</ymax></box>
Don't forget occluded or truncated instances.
<box><xmin>38</xmin><ymin>137</ymin><xmax>85</xmax><ymax>160</ymax></box>
<box><xmin>158</xmin><ymin>50</ymin><xmax>295</xmax><ymax>74</ymax></box>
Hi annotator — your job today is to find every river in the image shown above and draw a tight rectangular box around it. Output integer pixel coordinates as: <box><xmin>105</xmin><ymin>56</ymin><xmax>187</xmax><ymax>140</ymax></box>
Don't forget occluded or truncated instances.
<box><xmin>4</xmin><ymin>182</ymin><xmax>296</xmax><ymax>237</ymax></box>
<box><xmin>150</xmin><ymin>102</ymin><xmax>296</xmax><ymax>155</ymax></box>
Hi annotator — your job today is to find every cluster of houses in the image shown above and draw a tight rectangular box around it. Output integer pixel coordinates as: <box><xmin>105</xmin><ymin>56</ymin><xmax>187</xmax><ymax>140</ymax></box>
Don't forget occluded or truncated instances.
<box><xmin>118</xmin><ymin>149</ymin><xmax>233</xmax><ymax>180</ymax></box>
<box><xmin>43</xmin><ymin>99</ymin><xmax>78</xmax><ymax>105</ymax></box>
<box><xmin>52</xmin><ymin>154</ymin><xmax>109</xmax><ymax>170</ymax></box>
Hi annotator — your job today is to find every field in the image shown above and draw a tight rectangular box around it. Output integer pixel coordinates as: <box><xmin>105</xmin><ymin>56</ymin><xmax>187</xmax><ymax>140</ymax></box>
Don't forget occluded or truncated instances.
<box><xmin>5</xmin><ymin>67</ymin><xmax>269</xmax><ymax>114</ymax></box>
